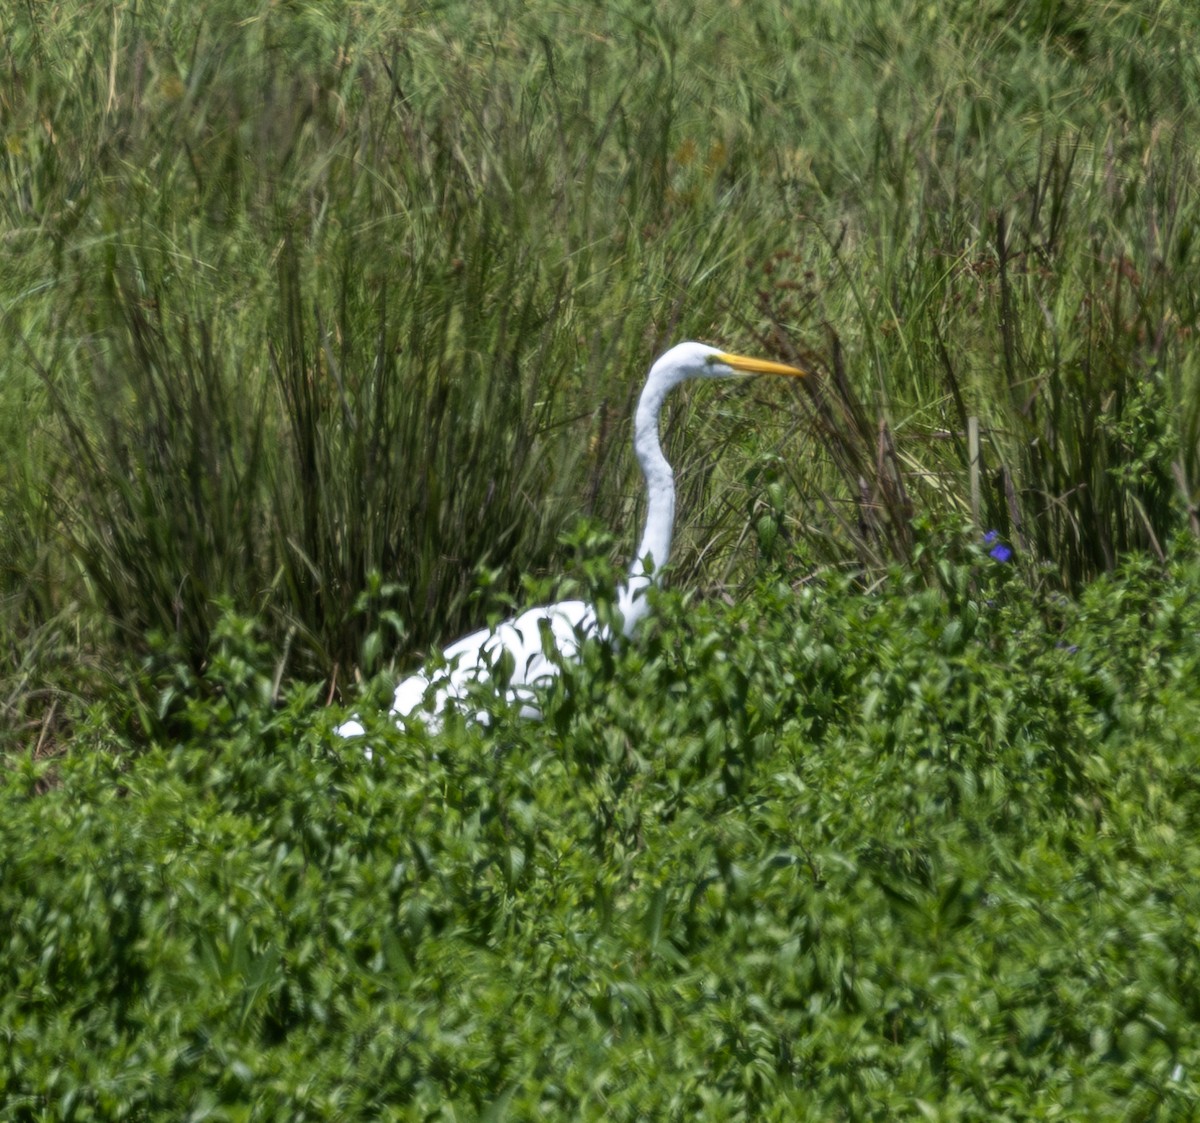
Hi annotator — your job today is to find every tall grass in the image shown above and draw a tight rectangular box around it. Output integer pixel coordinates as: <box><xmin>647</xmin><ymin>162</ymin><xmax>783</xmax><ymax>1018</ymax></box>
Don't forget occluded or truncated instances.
<box><xmin>2</xmin><ymin>0</ymin><xmax>1200</xmax><ymax>742</ymax></box>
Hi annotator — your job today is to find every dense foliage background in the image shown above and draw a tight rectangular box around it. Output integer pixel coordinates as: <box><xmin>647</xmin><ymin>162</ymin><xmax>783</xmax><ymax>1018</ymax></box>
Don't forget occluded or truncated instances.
<box><xmin>5</xmin><ymin>556</ymin><xmax>1200</xmax><ymax>1119</ymax></box>
<box><xmin>3</xmin><ymin>0</ymin><xmax>1200</xmax><ymax>1117</ymax></box>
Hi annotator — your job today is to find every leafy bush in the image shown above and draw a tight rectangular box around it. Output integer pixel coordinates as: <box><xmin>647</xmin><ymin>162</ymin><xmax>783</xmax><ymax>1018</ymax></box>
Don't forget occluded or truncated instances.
<box><xmin>3</xmin><ymin>549</ymin><xmax>1199</xmax><ymax>1118</ymax></box>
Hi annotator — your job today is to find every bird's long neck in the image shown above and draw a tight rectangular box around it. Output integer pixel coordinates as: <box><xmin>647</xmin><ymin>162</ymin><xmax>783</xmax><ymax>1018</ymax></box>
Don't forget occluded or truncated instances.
<box><xmin>617</xmin><ymin>374</ymin><xmax>677</xmax><ymax>636</ymax></box>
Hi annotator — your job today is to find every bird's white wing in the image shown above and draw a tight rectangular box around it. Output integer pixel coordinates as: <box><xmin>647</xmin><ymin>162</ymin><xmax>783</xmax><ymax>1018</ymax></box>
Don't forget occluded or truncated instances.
<box><xmin>424</xmin><ymin>598</ymin><xmax>597</xmax><ymax>722</ymax></box>
<box><xmin>337</xmin><ymin>599</ymin><xmax>600</xmax><ymax>742</ymax></box>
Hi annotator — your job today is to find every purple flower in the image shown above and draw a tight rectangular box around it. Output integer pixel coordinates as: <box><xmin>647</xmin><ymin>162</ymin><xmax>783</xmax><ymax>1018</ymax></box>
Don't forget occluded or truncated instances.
<box><xmin>982</xmin><ymin>530</ymin><xmax>1013</xmax><ymax>563</ymax></box>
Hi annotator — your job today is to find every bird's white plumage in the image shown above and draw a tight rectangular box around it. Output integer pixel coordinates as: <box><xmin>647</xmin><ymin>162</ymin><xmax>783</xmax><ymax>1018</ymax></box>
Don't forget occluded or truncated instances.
<box><xmin>337</xmin><ymin>341</ymin><xmax>806</xmax><ymax>741</ymax></box>
<box><xmin>400</xmin><ymin>600</ymin><xmax>598</xmax><ymax>726</ymax></box>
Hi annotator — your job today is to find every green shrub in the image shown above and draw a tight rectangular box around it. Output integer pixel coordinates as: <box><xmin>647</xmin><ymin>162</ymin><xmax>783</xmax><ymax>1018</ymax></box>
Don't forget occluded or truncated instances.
<box><xmin>3</xmin><ymin>551</ymin><xmax>1199</xmax><ymax>1118</ymax></box>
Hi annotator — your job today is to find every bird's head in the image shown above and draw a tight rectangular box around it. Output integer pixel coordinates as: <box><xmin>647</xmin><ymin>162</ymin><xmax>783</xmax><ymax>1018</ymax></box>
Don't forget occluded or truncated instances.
<box><xmin>650</xmin><ymin>341</ymin><xmax>809</xmax><ymax>387</ymax></box>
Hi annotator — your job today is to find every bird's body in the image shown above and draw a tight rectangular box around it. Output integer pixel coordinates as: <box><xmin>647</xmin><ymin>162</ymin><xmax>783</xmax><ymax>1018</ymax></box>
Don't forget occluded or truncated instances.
<box><xmin>337</xmin><ymin>341</ymin><xmax>806</xmax><ymax>738</ymax></box>
<box><xmin>391</xmin><ymin>600</ymin><xmax>595</xmax><ymax>729</ymax></box>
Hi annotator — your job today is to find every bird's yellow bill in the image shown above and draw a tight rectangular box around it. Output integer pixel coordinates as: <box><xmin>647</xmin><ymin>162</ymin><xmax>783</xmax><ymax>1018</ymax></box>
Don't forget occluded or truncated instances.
<box><xmin>714</xmin><ymin>351</ymin><xmax>809</xmax><ymax>378</ymax></box>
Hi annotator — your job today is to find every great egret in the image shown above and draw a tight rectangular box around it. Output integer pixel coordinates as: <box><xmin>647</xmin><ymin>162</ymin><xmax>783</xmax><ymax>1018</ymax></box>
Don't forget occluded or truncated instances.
<box><xmin>337</xmin><ymin>341</ymin><xmax>808</xmax><ymax>737</ymax></box>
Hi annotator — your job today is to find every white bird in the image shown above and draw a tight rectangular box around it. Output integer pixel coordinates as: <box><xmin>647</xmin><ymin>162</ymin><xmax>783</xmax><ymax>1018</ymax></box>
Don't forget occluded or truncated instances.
<box><xmin>337</xmin><ymin>341</ymin><xmax>808</xmax><ymax>739</ymax></box>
